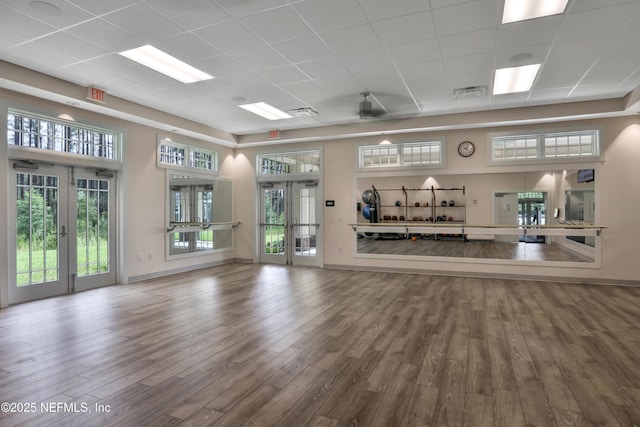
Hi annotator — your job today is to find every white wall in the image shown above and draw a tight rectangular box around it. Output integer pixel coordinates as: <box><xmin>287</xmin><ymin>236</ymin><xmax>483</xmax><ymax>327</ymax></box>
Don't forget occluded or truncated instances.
<box><xmin>2</xmin><ymin>88</ymin><xmax>640</xmax><ymax>308</ymax></box>
<box><xmin>0</xmin><ymin>88</ymin><xmax>238</xmax><ymax>308</ymax></box>
<box><xmin>236</xmin><ymin>117</ymin><xmax>640</xmax><ymax>285</ymax></box>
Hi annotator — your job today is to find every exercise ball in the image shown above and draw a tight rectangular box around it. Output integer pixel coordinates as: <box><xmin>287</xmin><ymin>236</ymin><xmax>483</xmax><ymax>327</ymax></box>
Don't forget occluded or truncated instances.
<box><xmin>362</xmin><ymin>204</ymin><xmax>371</xmax><ymax>220</ymax></box>
<box><xmin>362</xmin><ymin>190</ymin><xmax>375</xmax><ymax>204</ymax></box>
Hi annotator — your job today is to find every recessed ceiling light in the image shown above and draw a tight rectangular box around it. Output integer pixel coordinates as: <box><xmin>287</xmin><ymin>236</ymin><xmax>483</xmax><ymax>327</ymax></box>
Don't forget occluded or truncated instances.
<box><xmin>502</xmin><ymin>0</ymin><xmax>569</xmax><ymax>23</ymax></box>
<box><xmin>493</xmin><ymin>64</ymin><xmax>541</xmax><ymax>95</ymax></box>
<box><xmin>239</xmin><ymin>102</ymin><xmax>292</xmax><ymax>120</ymax></box>
<box><xmin>119</xmin><ymin>45</ymin><xmax>213</xmax><ymax>84</ymax></box>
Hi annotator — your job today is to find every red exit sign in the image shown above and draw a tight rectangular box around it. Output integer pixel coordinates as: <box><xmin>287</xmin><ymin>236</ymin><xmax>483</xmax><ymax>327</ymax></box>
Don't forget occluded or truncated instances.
<box><xmin>87</xmin><ymin>87</ymin><xmax>106</xmax><ymax>103</ymax></box>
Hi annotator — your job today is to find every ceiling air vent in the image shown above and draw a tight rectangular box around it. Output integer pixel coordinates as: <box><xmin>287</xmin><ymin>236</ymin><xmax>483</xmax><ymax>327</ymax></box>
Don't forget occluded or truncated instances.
<box><xmin>452</xmin><ymin>85</ymin><xmax>488</xmax><ymax>100</ymax></box>
<box><xmin>286</xmin><ymin>107</ymin><xmax>320</xmax><ymax>117</ymax></box>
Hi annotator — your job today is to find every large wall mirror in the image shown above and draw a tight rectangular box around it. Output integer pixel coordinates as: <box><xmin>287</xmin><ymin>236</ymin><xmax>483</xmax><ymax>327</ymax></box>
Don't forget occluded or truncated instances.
<box><xmin>355</xmin><ymin>168</ymin><xmax>600</xmax><ymax>264</ymax></box>
<box><xmin>166</xmin><ymin>172</ymin><xmax>233</xmax><ymax>257</ymax></box>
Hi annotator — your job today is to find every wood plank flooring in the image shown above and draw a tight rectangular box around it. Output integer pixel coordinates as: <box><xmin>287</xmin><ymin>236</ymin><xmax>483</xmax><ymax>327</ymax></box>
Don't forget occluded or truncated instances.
<box><xmin>0</xmin><ymin>263</ymin><xmax>639</xmax><ymax>426</ymax></box>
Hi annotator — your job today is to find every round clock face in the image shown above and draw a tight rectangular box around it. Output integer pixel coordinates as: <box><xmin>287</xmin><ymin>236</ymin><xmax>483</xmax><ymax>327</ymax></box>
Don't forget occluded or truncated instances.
<box><xmin>458</xmin><ymin>141</ymin><xmax>475</xmax><ymax>157</ymax></box>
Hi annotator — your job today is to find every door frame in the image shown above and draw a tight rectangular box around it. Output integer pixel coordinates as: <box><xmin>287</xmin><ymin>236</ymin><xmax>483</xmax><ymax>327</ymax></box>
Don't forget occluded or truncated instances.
<box><xmin>9</xmin><ymin>163</ymin><xmax>70</xmax><ymax>303</ymax></box>
<box><xmin>257</xmin><ymin>176</ymin><xmax>323</xmax><ymax>267</ymax></box>
<box><xmin>7</xmin><ymin>160</ymin><xmax>121</xmax><ymax>304</ymax></box>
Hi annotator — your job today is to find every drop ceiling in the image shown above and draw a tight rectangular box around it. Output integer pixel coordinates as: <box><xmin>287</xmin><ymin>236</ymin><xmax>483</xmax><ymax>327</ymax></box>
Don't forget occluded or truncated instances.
<box><xmin>1</xmin><ymin>0</ymin><xmax>640</xmax><ymax>144</ymax></box>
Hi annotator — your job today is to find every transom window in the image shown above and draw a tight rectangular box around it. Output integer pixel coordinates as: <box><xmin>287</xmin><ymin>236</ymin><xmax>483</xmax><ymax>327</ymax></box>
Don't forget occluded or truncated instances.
<box><xmin>158</xmin><ymin>138</ymin><xmax>218</xmax><ymax>173</ymax></box>
<box><xmin>359</xmin><ymin>141</ymin><xmax>442</xmax><ymax>168</ymax></box>
<box><xmin>492</xmin><ymin>130</ymin><xmax>599</xmax><ymax>161</ymax></box>
<box><xmin>7</xmin><ymin>110</ymin><xmax>119</xmax><ymax>160</ymax></box>
<box><xmin>257</xmin><ymin>150</ymin><xmax>320</xmax><ymax>175</ymax></box>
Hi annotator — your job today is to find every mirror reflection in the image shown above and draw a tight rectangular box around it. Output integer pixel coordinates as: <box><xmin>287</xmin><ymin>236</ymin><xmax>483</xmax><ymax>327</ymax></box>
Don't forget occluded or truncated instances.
<box><xmin>356</xmin><ymin>170</ymin><xmax>597</xmax><ymax>263</ymax></box>
<box><xmin>168</xmin><ymin>174</ymin><xmax>232</xmax><ymax>256</ymax></box>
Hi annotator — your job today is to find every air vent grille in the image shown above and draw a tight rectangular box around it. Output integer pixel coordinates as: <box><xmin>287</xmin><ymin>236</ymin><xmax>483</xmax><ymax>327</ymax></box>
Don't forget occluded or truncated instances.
<box><xmin>286</xmin><ymin>107</ymin><xmax>320</xmax><ymax>117</ymax></box>
<box><xmin>453</xmin><ymin>85</ymin><xmax>488</xmax><ymax>99</ymax></box>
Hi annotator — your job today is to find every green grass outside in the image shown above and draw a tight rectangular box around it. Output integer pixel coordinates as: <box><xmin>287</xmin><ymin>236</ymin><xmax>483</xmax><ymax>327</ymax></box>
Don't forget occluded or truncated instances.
<box><xmin>16</xmin><ymin>240</ymin><xmax>109</xmax><ymax>286</ymax></box>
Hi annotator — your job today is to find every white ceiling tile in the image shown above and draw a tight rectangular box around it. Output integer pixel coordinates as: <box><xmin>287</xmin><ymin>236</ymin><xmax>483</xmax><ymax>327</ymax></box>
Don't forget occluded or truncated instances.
<box><xmin>535</xmin><ymin>58</ymin><xmax>595</xmax><ymax>90</ymax></box>
<box><xmin>66</xmin><ymin>19</ymin><xmax>144</xmax><ymax>52</ymax></box>
<box><xmin>339</xmin><ymin>48</ymin><xmax>394</xmax><ymax>73</ymax></box>
<box><xmin>0</xmin><ymin>0</ymin><xmax>638</xmax><ymax>136</ymax></box>
<box><xmin>154</xmin><ymin>33</ymin><xmax>222</xmax><ymax>63</ymax></box>
<box><xmin>560</xmin><ymin>3</ymin><xmax>640</xmax><ymax>39</ymax></box>
<box><xmin>399</xmin><ymin>60</ymin><xmax>445</xmax><ymax>81</ymax></box>
<box><xmin>0</xmin><ymin>4</ymin><xmax>56</xmax><ymax>40</ymax></box>
<box><xmin>35</xmin><ymin>32</ymin><xmax>109</xmax><ymax>62</ymax></box>
<box><xmin>296</xmin><ymin>58</ymin><xmax>357</xmax><ymax>82</ymax></box>
<box><xmin>146</xmin><ymin>0</ymin><xmax>231</xmax><ymax>31</ymax></box>
<box><xmin>433</xmin><ymin>0</ymin><xmax>499</xmax><ymax>37</ymax></box>
<box><xmin>214</xmin><ymin>0</ymin><xmax>288</xmax><ymax>18</ymax></box>
<box><xmin>497</xmin><ymin>16</ymin><xmax>563</xmax><ymax>50</ymax></box>
<box><xmin>372</xmin><ymin>12</ymin><xmax>437</xmax><ymax>46</ymax></box>
<box><xmin>59</xmin><ymin>62</ymin><xmax>121</xmax><ymax>87</ymax></box>
<box><xmin>443</xmin><ymin>53</ymin><xmax>494</xmax><ymax>74</ymax></box>
<box><xmin>406</xmin><ymin>76</ymin><xmax>452</xmax><ymax>102</ymax></box>
<box><xmin>102</xmin><ymin>3</ymin><xmax>185</xmax><ymax>42</ymax></box>
<box><xmin>195</xmin><ymin>20</ymin><xmax>265</xmax><ymax>53</ymax></box>
<box><xmin>2</xmin><ymin>0</ymin><xmax>93</xmax><ymax>29</ymax></box>
<box><xmin>0</xmin><ymin>30</ymin><xmax>24</xmax><ymax>50</ymax></box>
<box><xmin>66</xmin><ymin>0</ymin><xmax>140</xmax><ymax>16</ymax></box>
<box><xmin>240</xmin><ymin>7</ymin><xmax>312</xmax><ymax>43</ymax></box>
<box><xmin>548</xmin><ymin>34</ymin><xmax>615</xmax><ymax>61</ymax></box>
<box><xmin>293</xmin><ymin>0</ymin><xmax>368</xmax><ymax>33</ymax></box>
<box><xmin>192</xmin><ymin>54</ymin><xmax>252</xmax><ymax>79</ymax></box>
<box><xmin>259</xmin><ymin>64</ymin><xmax>309</xmax><ymax>85</ymax></box>
<box><xmin>319</xmin><ymin>25</ymin><xmax>382</xmax><ymax>55</ymax></box>
<box><xmin>358</xmin><ymin>0</ymin><xmax>431</xmax><ymax>22</ymax></box>
<box><xmin>3</xmin><ymin>43</ymin><xmax>76</xmax><ymax>71</ymax></box>
<box><xmin>230</xmin><ymin>46</ymin><xmax>290</xmax><ymax>71</ymax></box>
<box><xmin>272</xmin><ymin>35</ymin><xmax>334</xmax><ymax>63</ymax></box>
<box><xmin>387</xmin><ymin>39</ymin><xmax>442</xmax><ymax>66</ymax></box>
<box><xmin>439</xmin><ymin>28</ymin><xmax>497</xmax><ymax>59</ymax></box>
<box><xmin>569</xmin><ymin>0</ymin><xmax>640</xmax><ymax>13</ymax></box>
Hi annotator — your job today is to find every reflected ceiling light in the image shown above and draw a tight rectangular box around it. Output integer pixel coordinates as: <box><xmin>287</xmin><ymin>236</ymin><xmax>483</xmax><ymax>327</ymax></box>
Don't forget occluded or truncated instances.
<box><xmin>493</xmin><ymin>64</ymin><xmax>541</xmax><ymax>95</ymax></box>
<box><xmin>119</xmin><ymin>45</ymin><xmax>214</xmax><ymax>83</ymax></box>
<box><xmin>379</xmin><ymin>139</ymin><xmax>392</xmax><ymax>145</ymax></box>
<box><xmin>502</xmin><ymin>0</ymin><xmax>569</xmax><ymax>23</ymax></box>
<box><xmin>239</xmin><ymin>102</ymin><xmax>292</xmax><ymax>120</ymax></box>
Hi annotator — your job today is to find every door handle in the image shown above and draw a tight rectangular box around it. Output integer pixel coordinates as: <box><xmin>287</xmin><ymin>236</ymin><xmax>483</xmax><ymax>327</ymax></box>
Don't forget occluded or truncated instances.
<box><xmin>60</xmin><ymin>225</ymin><xmax>67</xmax><ymax>237</ymax></box>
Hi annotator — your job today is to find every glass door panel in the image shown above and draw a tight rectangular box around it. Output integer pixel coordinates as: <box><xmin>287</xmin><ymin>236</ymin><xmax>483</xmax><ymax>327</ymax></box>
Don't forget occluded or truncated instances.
<box><xmin>71</xmin><ymin>170</ymin><xmax>116</xmax><ymax>292</ymax></box>
<box><xmin>10</xmin><ymin>165</ymin><xmax>69</xmax><ymax>304</ymax></box>
<box><xmin>292</xmin><ymin>182</ymin><xmax>320</xmax><ymax>266</ymax></box>
<box><xmin>260</xmin><ymin>183</ymin><xmax>287</xmax><ymax>264</ymax></box>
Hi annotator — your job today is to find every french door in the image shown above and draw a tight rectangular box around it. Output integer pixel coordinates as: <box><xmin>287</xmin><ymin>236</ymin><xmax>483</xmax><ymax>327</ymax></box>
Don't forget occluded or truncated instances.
<box><xmin>260</xmin><ymin>181</ymin><xmax>321</xmax><ymax>267</ymax></box>
<box><xmin>9</xmin><ymin>163</ymin><xmax>116</xmax><ymax>304</ymax></box>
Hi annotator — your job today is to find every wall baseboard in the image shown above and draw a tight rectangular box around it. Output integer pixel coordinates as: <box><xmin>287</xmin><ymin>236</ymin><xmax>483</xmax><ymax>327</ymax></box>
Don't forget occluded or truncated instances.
<box><xmin>127</xmin><ymin>258</ymin><xmax>252</xmax><ymax>283</ymax></box>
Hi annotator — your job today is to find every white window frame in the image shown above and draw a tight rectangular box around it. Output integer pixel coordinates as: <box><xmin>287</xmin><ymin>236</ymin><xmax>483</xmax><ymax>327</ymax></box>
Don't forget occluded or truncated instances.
<box><xmin>491</xmin><ymin>129</ymin><xmax>600</xmax><ymax>163</ymax></box>
<box><xmin>358</xmin><ymin>140</ymin><xmax>443</xmax><ymax>169</ymax></box>
<box><xmin>257</xmin><ymin>150</ymin><xmax>321</xmax><ymax>176</ymax></box>
<box><xmin>7</xmin><ymin>109</ymin><xmax>121</xmax><ymax>164</ymax></box>
<box><xmin>157</xmin><ymin>137</ymin><xmax>218</xmax><ymax>174</ymax></box>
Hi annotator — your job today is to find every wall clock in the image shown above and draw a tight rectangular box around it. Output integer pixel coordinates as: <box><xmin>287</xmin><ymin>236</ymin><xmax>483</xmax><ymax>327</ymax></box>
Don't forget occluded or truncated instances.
<box><xmin>457</xmin><ymin>140</ymin><xmax>475</xmax><ymax>157</ymax></box>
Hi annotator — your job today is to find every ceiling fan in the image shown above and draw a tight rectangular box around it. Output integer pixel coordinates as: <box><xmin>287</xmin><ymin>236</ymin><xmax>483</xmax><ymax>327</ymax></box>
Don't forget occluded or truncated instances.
<box><xmin>358</xmin><ymin>91</ymin><xmax>386</xmax><ymax>120</ymax></box>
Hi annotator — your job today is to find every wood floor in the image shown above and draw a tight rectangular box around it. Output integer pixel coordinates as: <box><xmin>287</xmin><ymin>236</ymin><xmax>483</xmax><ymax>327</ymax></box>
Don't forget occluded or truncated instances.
<box><xmin>1</xmin><ymin>263</ymin><xmax>639</xmax><ymax>426</ymax></box>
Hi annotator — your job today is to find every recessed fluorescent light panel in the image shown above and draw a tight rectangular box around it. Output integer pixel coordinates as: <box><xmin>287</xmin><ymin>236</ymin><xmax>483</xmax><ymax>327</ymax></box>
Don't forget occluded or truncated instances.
<box><xmin>119</xmin><ymin>45</ymin><xmax>213</xmax><ymax>84</ymax></box>
<box><xmin>502</xmin><ymin>0</ymin><xmax>569</xmax><ymax>24</ymax></box>
<box><xmin>493</xmin><ymin>64</ymin><xmax>541</xmax><ymax>95</ymax></box>
<box><xmin>239</xmin><ymin>102</ymin><xmax>292</xmax><ymax>120</ymax></box>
